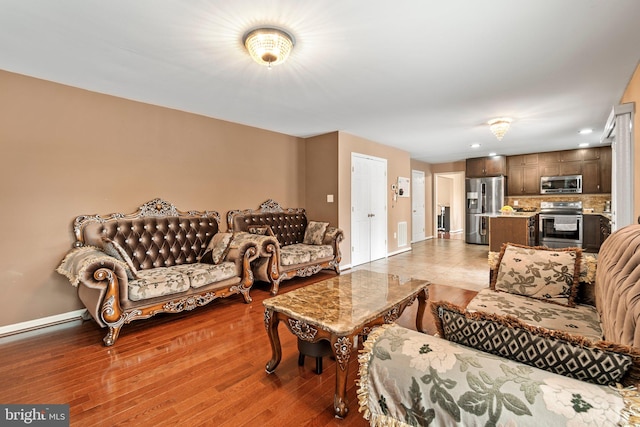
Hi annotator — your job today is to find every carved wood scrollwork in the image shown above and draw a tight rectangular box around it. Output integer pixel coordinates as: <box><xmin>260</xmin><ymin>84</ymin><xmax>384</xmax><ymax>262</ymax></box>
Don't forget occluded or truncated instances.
<box><xmin>384</xmin><ymin>304</ymin><xmax>402</xmax><ymax>323</ymax></box>
<box><xmin>259</xmin><ymin>199</ymin><xmax>285</xmax><ymax>213</ymax></box>
<box><xmin>162</xmin><ymin>292</ymin><xmax>218</xmax><ymax>313</ymax></box>
<box><xmin>101</xmin><ymin>296</ymin><xmax>141</xmax><ymax>328</ymax></box>
<box><xmin>333</xmin><ymin>337</ymin><xmax>353</xmax><ymax>370</ymax></box>
<box><xmin>296</xmin><ymin>265</ymin><xmax>323</xmax><ymax>277</ymax></box>
<box><xmin>287</xmin><ymin>319</ymin><xmax>318</xmax><ymax>341</ymax></box>
<box><xmin>264</xmin><ymin>309</ymin><xmax>273</xmax><ymax>331</ymax></box>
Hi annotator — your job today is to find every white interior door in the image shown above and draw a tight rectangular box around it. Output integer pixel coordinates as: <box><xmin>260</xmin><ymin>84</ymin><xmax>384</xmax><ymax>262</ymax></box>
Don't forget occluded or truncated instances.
<box><xmin>351</xmin><ymin>153</ymin><xmax>387</xmax><ymax>266</ymax></box>
<box><xmin>412</xmin><ymin>170</ymin><xmax>426</xmax><ymax>242</ymax></box>
<box><xmin>369</xmin><ymin>158</ymin><xmax>387</xmax><ymax>261</ymax></box>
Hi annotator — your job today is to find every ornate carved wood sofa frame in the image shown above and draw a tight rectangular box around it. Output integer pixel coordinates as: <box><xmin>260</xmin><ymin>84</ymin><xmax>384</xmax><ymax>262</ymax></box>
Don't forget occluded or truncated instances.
<box><xmin>227</xmin><ymin>199</ymin><xmax>343</xmax><ymax>295</ymax></box>
<box><xmin>57</xmin><ymin>198</ymin><xmax>259</xmax><ymax>346</ymax></box>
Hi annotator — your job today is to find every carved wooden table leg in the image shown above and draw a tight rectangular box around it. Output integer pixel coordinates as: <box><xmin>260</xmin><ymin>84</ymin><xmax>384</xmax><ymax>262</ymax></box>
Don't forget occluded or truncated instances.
<box><xmin>415</xmin><ymin>287</ymin><xmax>429</xmax><ymax>333</ymax></box>
<box><xmin>264</xmin><ymin>309</ymin><xmax>282</xmax><ymax>373</ymax></box>
<box><xmin>331</xmin><ymin>335</ymin><xmax>354</xmax><ymax>418</ymax></box>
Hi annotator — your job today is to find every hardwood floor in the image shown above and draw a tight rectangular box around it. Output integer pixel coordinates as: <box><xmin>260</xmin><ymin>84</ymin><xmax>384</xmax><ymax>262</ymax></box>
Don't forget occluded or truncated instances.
<box><xmin>0</xmin><ymin>239</ymin><xmax>483</xmax><ymax>426</ymax></box>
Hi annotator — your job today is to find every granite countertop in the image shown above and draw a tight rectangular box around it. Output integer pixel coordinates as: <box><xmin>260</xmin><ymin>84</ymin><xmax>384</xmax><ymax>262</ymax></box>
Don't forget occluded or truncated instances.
<box><xmin>583</xmin><ymin>211</ymin><xmax>612</xmax><ymax>220</ymax></box>
<box><xmin>479</xmin><ymin>212</ymin><xmax>538</xmax><ymax>218</ymax></box>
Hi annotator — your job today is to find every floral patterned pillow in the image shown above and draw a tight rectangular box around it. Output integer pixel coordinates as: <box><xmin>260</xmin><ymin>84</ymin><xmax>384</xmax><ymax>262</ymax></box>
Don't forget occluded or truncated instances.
<box><xmin>201</xmin><ymin>232</ymin><xmax>233</xmax><ymax>264</ymax></box>
<box><xmin>491</xmin><ymin>243</ymin><xmax>581</xmax><ymax>307</ymax></box>
<box><xmin>303</xmin><ymin>221</ymin><xmax>329</xmax><ymax>245</ymax></box>
<box><xmin>433</xmin><ymin>301</ymin><xmax>636</xmax><ymax>386</ymax></box>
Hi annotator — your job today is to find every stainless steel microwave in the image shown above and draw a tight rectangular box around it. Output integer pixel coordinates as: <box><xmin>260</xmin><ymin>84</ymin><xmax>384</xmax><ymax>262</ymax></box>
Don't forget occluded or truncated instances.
<box><xmin>540</xmin><ymin>175</ymin><xmax>582</xmax><ymax>194</ymax></box>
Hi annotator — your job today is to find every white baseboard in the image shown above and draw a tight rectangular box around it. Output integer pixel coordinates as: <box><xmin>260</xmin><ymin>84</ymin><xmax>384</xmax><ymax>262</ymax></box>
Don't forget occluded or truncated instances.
<box><xmin>450</xmin><ymin>229</ymin><xmax>463</xmax><ymax>234</ymax></box>
<box><xmin>388</xmin><ymin>247</ymin><xmax>412</xmax><ymax>257</ymax></box>
<box><xmin>0</xmin><ymin>309</ymin><xmax>88</xmax><ymax>340</ymax></box>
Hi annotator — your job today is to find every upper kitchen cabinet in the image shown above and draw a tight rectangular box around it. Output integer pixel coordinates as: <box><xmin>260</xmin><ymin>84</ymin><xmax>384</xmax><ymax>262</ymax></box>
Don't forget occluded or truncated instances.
<box><xmin>507</xmin><ymin>155</ymin><xmax>539</xmax><ymax>195</ymax></box>
<box><xmin>466</xmin><ymin>156</ymin><xmax>506</xmax><ymax>177</ymax></box>
<box><xmin>503</xmin><ymin>146</ymin><xmax>612</xmax><ymax>195</ymax></box>
<box><xmin>582</xmin><ymin>147</ymin><xmax>612</xmax><ymax>193</ymax></box>
<box><xmin>599</xmin><ymin>146</ymin><xmax>612</xmax><ymax>193</ymax></box>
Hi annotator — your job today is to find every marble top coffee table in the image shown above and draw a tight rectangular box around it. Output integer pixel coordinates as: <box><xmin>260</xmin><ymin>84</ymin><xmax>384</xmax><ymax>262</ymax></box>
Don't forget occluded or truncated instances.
<box><xmin>263</xmin><ymin>270</ymin><xmax>429</xmax><ymax>418</ymax></box>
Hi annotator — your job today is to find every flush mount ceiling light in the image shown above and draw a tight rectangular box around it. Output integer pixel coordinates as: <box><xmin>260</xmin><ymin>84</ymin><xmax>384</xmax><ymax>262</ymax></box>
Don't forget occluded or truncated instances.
<box><xmin>488</xmin><ymin>117</ymin><xmax>512</xmax><ymax>141</ymax></box>
<box><xmin>243</xmin><ymin>27</ymin><xmax>295</xmax><ymax>68</ymax></box>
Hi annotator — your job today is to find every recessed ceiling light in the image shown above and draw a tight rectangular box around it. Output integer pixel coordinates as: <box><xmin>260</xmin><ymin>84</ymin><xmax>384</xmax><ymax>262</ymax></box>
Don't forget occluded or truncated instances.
<box><xmin>470</xmin><ymin>143</ymin><xmax>481</xmax><ymax>148</ymax></box>
<box><xmin>579</xmin><ymin>142</ymin><xmax>590</xmax><ymax>148</ymax></box>
<box><xmin>488</xmin><ymin>152</ymin><xmax>497</xmax><ymax>157</ymax></box>
<box><xmin>579</xmin><ymin>128</ymin><xmax>593</xmax><ymax>135</ymax></box>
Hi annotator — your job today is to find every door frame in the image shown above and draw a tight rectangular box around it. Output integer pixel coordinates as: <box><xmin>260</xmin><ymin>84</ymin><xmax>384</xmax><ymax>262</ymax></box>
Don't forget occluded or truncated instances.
<box><xmin>411</xmin><ymin>169</ymin><xmax>426</xmax><ymax>243</ymax></box>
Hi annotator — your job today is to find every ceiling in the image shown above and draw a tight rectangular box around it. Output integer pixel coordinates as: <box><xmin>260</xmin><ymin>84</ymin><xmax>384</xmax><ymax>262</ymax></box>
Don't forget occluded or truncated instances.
<box><xmin>1</xmin><ymin>1</ymin><xmax>639</xmax><ymax>163</ymax></box>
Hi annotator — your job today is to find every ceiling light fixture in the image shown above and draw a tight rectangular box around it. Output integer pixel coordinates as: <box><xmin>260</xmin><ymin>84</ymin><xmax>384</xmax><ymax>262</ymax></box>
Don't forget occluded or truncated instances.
<box><xmin>488</xmin><ymin>117</ymin><xmax>512</xmax><ymax>141</ymax></box>
<box><xmin>243</xmin><ymin>27</ymin><xmax>295</xmax><ymax>68</ymax></box>
<box><xmin>579</xmin><ymin>142</ymin><xmax>590</xmax><ymax>148</ymax></box>
<box><xmin>471</xmin><ymin>143</ymin><xmax>481</xmax><ymax>148</ymax></box>
<box><xmin>579</xmin><ymin>128</ymin><xmax>594</xmax><ymax>135</ymax></box>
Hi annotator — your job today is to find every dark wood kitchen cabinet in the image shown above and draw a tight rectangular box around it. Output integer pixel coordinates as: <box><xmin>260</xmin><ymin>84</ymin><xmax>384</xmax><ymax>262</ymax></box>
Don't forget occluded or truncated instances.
<box><xmin>599</xmin><ymin>146</ymin><xmax>612</xmax><ymax>193</ymax></box>
<box><xmin>489</xmin><ymin>215</ymin><xmax>537</xmax><ymax>252</ymax></box>
<box><xmin>466</xmin><ymin>156</ymin><xmax>506</xmax><ymax>177</ymax></box>
<box><xmin>581</xmin><ymin>147</ymin><xmax>612</xmax><ymax>194</ymax></box>
<box><xmin>583</xmin><ymin>214</ymin><xmax>612</xmax><ymax>252</ymax></box>
<box><xmin>507</xmin><ymin>155</ymin><xmax>539</xmax><ymax>195</ymax></box>
<box><xmin>509</xmin><ymin>147</ymin><xmax>611</xmax><ymax>194</ymax></box>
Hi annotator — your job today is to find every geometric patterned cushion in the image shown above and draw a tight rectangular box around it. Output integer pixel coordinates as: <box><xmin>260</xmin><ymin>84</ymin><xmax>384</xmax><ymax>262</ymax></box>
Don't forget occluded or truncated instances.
<box><xmin>433</xmin><ymin>301</ymin><xmax>634</xmax><ymax>386</ymax></box>
<box><xmin>303</xmin><ymin>221</ymin><xmax>329</xmax><ymax>245</ymax></box>
<box><xmin>492</xmin><ymin>243</ymin><xmax>582</xmax><ymax>307</ymax></box>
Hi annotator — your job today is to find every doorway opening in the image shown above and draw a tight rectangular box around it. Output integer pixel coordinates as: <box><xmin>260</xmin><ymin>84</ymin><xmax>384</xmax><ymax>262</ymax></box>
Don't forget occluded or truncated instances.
<box><xmin>434</xmin><ymin>172</ymin><xmax>465</xmax><ymax>240</ymax></box>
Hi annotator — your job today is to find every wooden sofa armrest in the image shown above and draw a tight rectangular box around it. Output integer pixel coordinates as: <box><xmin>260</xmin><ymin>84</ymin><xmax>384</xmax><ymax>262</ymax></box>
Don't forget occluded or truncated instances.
<box><xmin>323</xmin><ymin>226</ymin><xmax>344</xmax><ymax>264</ymax></box>
<box><xmin>225</xmin><ymin>237</ymin><xmax>261</xmax><ymax>290</ymax></box>
<box><xmin>57</xmin><ymin>246</ymin><xmax>131</xmax><ymax>329</ymax></box>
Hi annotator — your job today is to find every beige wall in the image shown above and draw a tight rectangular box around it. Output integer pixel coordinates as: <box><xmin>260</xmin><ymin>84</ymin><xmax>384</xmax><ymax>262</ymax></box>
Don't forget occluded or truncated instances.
<box><xmin>337</xmin><ymin>132</ymin><xmax>412</xmax><ymax>265</ymax></box>
<box><xmin>620</xmin><ymin>63</ymin><xmax>640</xmax><ymax>220</ymax></box>
<box><xmin>410</xmin><ymin>159</ymin><xmax>434</xmax><ymax>237</ymax></box>
<box><xmin>0</xmin><ymin>70</ymin><xmax>306</xmax><ymax>326</ymax></box>
<box><xmin>305</xmin><ymin>132</ymin><xmax>339</xmax><ymax>224</ymax></box>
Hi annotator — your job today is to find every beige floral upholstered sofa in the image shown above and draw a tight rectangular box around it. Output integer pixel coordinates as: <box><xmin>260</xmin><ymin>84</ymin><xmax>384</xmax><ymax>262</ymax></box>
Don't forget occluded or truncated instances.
<box><xmin>57</xmin><ymin>199</ymin><xmax>259</xmax><ymax>346</ymax></box>
<box><xmin>227</xmin><ymin>199</ymin><xmax>343</xmax><ymax>295</ymax></box>
<box><xmin>358</xmin><ymin>224</ymin><xmax>640</xmax><ymax>426</ymax></box>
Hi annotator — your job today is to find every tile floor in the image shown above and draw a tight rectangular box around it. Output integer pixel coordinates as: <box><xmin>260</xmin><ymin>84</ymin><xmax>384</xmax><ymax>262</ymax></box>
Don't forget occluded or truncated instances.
<box><xmin>352</xmin><ymin>237</ymin><xmax>490</xmax><ymax>292</ymax></box>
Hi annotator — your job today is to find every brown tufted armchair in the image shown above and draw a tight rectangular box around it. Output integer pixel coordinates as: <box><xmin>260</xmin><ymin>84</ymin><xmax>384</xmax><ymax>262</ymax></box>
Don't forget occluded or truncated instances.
<box><xmin>227</xmin><ymin>199</ymin><xmax>343</xmax><ymax>295</ymax></box>
<box><xmin>57</xmin><ymin>198</ymin><xmax>259</xmax><ymax>346</ymax></box>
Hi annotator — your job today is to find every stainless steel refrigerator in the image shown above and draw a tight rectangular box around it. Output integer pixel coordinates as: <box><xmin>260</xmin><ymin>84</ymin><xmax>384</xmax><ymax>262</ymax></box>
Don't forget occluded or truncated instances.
<box><xmin>465</xmin><ymin>176</ymin><xmax>505</xmax><ymax>244</ymax></box>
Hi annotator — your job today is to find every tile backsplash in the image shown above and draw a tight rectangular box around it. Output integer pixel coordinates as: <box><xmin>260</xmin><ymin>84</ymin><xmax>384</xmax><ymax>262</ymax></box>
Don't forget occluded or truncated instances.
<box><xmin>505</xmin><ymin>194</ymin><xmax>611</xmax><ymax>212</ymax></box>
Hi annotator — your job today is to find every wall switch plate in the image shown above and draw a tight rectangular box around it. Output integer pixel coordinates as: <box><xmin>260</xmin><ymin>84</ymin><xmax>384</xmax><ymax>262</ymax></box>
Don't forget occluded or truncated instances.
<box><xmin>327</xmin><ymin>194</ymin><xmax>334</xmax><ymax>203</ymax></box>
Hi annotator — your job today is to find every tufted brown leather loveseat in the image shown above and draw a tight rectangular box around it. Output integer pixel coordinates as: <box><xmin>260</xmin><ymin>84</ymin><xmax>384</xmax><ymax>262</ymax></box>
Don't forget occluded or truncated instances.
<box><xmin>227</xmin><ymin>199</ymin><xmax>343</xmax><ymax>295</ymax></box>
<box><xmin>57</xmin><ymin>198</ymin><xmax>259</xmax><ymax>346</ymax></box>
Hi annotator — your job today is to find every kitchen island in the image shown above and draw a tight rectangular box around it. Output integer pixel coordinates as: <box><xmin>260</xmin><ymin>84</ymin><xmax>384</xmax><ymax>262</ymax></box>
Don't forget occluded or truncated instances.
<box><xmin>488</xmin><ymin>212</ymin><xmax>538</xmax><ymax>252</ymax></box>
